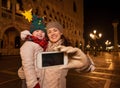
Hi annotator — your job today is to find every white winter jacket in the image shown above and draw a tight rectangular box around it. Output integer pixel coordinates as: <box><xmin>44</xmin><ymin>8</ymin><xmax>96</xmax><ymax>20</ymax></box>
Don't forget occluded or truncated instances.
<box><xmin>18</xmin><ymin>30</ymin><xmax>95</xmax><ymax>88</ymax></box>
<box><xmin>19</xmin><ymin>41</ymin><xmax>68</xmax><ymax>88</ymax></box>
<box><xmin>18</xmin><ymin>30</ymin><xmax>68</xmax><ymax>88</ymax></box>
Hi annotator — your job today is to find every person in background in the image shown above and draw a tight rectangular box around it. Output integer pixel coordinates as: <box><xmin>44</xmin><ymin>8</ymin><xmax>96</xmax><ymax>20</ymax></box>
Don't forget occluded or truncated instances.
<box><xmin>18</xmin><ymin>21</ymin><xmax>95</xmax><ymax>88</ymax></box>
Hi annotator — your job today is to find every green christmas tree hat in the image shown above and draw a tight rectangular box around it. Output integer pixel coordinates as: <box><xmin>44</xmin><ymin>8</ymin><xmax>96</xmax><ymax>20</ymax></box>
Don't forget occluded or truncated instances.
<box><xmin>21</xmin><ymin>9</ymin><xmax>46</xmax><ymax>33</ymax></box>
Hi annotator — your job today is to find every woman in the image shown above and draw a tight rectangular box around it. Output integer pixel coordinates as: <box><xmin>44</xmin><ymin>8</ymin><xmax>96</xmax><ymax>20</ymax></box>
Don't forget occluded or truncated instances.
<box><xmin>18</xmin><ymin>21</ymin><xmax>95</xmax><ymax>88</ymax></box>
<box><xmin>43</xmin><ymin>21</ymin><xmax>95</xmax><ymax>88</ymax></box>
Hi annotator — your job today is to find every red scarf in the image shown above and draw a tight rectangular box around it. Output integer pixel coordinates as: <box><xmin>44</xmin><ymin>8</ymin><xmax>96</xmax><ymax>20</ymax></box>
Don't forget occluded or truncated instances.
<box><xmin>25</xmin><ymin>35</ymin><xmax>48</xmax><ymax>51</ymax></box>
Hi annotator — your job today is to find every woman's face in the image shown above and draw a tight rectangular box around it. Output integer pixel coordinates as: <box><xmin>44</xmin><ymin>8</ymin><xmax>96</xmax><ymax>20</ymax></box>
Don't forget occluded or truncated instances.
<box><xmin>47</xmin><ymin>27</ymin><xmax>62</xmax><ymax>43</ymax></box>
<box><xmin>32</xmin><ymin>30</ymin><xmax>45</xmax><ymax>39</ymax></box>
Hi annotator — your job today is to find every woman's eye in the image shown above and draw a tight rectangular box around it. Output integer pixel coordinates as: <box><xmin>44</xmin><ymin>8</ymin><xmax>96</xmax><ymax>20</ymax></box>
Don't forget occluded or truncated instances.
<box><xmin>53</xmin><ymin>29</ymin><xmax>59</xmax><ymax>32</ymax></box>
<box><xmin>54</xmin><ymin>30</ymin><xmax>57</xmax><ymax>32</ymax></box>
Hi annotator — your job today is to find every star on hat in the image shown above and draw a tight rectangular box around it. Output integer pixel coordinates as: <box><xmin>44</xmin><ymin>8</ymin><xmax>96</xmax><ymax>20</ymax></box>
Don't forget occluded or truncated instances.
<box><xmin>21</xmin><ymin>8</ymin><xmax>32</xmax><ymax>22</ymax></box>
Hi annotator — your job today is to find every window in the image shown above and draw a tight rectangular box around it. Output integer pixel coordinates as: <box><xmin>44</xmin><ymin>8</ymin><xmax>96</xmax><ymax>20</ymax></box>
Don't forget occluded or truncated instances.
<box><xmin>15</xmin><ymin>36</ymin><xmax>20</xmax><ymax>48</ymax></box>
<box><xmin>73</xmin><ymin>1</ymin><xmax>77</xmax><ymax>12</ymax></box>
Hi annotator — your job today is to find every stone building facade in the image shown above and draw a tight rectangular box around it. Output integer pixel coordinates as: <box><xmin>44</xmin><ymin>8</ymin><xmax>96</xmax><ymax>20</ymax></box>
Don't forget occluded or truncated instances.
<box><xmin>0</xmin><ymin>0</ymin><xmax>84</xmax><ymax>55</ymax></box>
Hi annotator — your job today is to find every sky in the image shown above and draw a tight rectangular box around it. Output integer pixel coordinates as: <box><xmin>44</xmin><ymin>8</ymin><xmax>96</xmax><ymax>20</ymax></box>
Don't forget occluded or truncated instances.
<box><xmin>84</xmin><ymin>0</ymin><xmax>120</xmax><ymax>46</ymax></box>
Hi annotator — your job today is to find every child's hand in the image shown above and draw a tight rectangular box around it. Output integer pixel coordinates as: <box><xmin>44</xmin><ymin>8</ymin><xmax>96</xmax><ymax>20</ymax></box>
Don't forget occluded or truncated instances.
<box><xmin>21</xmin><ymin>30</ymin><xmax>32</xmax><ymax>40</ymax></box>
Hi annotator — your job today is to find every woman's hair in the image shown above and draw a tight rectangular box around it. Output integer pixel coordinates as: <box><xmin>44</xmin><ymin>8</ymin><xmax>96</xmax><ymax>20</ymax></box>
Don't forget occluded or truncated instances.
<box><xmin>61</xmin><ymin>35</ymin><xmax>72</xmax><ymax>46</ymax></box>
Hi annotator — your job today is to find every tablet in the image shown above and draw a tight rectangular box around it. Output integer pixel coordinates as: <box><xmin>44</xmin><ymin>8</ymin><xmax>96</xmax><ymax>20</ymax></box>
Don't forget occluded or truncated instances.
<box><xmin>36</xmin><ymin>51</ymin><xmax>68</xmax><ymax>68</ymax></box>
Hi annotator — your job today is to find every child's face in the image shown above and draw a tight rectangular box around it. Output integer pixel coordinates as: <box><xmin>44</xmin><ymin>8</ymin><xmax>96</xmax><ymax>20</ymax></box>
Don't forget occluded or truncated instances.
<box><xmin>32</xmin><ymin>30</ymin><xmax>45</xmax><ymax>39</ymax></box>
<box><xmin>47</xmin><ymin>27</ymin><xmax>62</xmax><ymax>43</ymax></box>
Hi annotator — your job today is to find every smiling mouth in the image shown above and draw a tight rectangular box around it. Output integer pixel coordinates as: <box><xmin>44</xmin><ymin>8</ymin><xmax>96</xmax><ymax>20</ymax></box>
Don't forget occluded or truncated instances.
<box><xmin>51</xmin><ymin>36</ymin><xmax>57</xmax><ymax>39</ymax></box>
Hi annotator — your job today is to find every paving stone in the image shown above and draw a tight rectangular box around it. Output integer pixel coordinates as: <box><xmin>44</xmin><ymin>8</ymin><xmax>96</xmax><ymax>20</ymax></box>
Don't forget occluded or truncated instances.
<box><xmin>0</xmin><ymin>52</ymin><xmax>120</xmax><ymax>88</ymax></box>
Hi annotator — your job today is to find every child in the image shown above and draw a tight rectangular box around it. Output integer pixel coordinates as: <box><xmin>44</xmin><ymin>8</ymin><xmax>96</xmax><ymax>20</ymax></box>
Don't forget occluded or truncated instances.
<box><xmin>18</xmin><ymin>15</ymin><xmax>48</xmax><ymax>88</ymax></box>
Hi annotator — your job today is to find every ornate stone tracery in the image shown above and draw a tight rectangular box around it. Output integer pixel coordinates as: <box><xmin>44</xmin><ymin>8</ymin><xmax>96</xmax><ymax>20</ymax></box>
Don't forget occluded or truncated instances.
<box><xmin>0</xmin><ymin>0</ymin><xmax>84</xmax><ymax>55</ymax></box>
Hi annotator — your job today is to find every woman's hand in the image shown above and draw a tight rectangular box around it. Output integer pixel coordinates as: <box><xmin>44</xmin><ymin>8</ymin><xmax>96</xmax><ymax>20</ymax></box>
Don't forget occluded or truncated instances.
<box><xmin>54</xmin><ymin>45</ymin><xmax>95</xmax><ymax>72</ymax></box>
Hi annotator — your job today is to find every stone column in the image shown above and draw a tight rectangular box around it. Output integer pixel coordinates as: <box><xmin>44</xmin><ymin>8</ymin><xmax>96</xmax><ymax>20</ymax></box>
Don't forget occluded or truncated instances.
<box><xmin>0</xmin><ymin>39</ymin><xmax>1</xmax><ymax>48</ymax></box>
<box><xmin>0</xmin><ymin>0</ymin><xmax>2</xmax><ymax>18</ymax></box>
<box><xmin>12</xmin><ymin>0</ymin><xmax>16</xmax><ymax>21</ymax></box>
<box><xmin>112</xmin><ymin>21</ymin><xmax>119</xmax><ymax>56</ymax></box>
<box><xmin>0</xmin><ymin>39</ymin><xmax>2</xmax><ymax>55</ymax></box>
<box><xmin>7</xmin><ymin>0</ymin><xmax>11</xmax><ymax>10</ymax></box>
